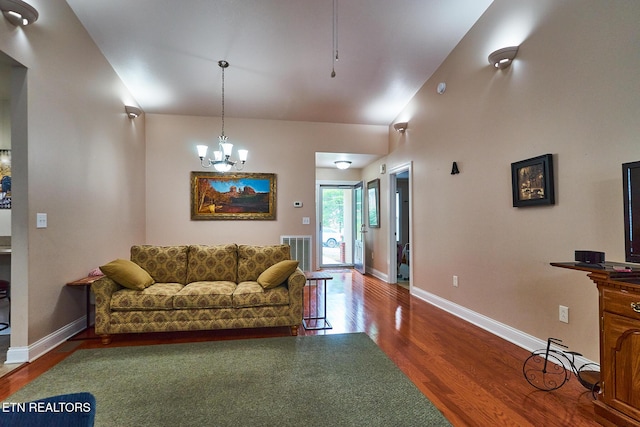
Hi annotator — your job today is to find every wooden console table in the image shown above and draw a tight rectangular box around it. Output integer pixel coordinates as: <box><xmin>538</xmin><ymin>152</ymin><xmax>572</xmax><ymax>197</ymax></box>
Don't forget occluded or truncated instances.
<box><xmin>551</xmin><ymin>262</ymin><xmax>640</xmax><ymax>427</ymax></box>
<box><xmin>67</xmin><ymin>275</ymin><xmax>104</xmax><ymax>338</ymax></box>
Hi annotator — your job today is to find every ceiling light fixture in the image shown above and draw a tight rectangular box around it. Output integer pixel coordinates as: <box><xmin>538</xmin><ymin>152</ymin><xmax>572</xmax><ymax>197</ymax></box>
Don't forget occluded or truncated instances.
<box><xmin>334</xmin><ymin>160</ymin><xmax>352</xmax><ymax>170</ymax></box>
<box><xmin>393</xmin><ymin>122</ymin><xmax>408</xmax><ymax>133</ymax></box>
<box><xmin>488</xmin><ymin>46</ymin><xmax>519</xmax><ymax>69</ymax></box>
<box><xmin>197</xmin><ymin>60</ymin><xmax>248</xmax><ymax>172</ymax></box>
<box><xmin>125</xmin><ymin>105</ymin><xmax>142</xmax><ymax>119</ymax></box>
<box><xmin>0</xmin><ymin>0</ymin><xmax>38</xmax><ymax>26</ymax></box>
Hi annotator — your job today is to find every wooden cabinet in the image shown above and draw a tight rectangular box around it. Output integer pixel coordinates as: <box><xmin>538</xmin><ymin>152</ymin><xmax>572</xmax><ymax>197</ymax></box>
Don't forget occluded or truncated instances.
<box><xmin>596</xmin><ymin>280</ymin><xmax>640</xmax><ymax>426</ymax></box>
<box><xmin>551</xmin><ymin>263</ymin><xmax>640</xmax><ymax>427</ymax></box>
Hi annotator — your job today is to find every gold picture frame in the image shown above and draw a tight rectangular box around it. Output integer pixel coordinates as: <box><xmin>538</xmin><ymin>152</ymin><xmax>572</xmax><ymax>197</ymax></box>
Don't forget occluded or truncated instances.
<box><xmin>191</xmin><ymin>172</ymin><xmax>276</xmax><ymax>220</ymax></box>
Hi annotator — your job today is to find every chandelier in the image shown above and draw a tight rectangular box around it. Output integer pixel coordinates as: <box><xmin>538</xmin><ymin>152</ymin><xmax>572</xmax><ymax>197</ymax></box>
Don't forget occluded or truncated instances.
<box><xmin>197</xmin><ymin>60</ymin><xmax>248</xmax><ymax>172</ymax></box>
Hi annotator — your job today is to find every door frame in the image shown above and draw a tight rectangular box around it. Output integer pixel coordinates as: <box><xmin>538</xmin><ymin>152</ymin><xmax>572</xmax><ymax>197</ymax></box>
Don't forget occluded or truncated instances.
<box><xmin>353</xmin><ymin>181</ymin><xmax>365</xmax><ymax>274</ymax></box>
<box><xmin>388</xmin><ymin>162</ymin><xmax>412</xmax><ymax>288</ymax></box>
<box><xmin>316</xmin><ymin>180</ymin><xmax>359</xmax><ymax>270</ymax></box>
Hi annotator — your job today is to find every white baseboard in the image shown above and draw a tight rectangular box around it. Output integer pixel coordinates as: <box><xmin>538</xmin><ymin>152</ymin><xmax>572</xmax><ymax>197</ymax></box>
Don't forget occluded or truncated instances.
<box><xmin>411</xmin><ymin>287</ymin><xmax>597</xmax><ymax>368</ymax></box>
<box><xmin>367</xmin><ymin>267</ymin><xmax>388</xmax><ymax>283</ymax></box>
<box><xmin>5</xmin><ymin>316</ymin><xmax>86</xmax><ymax>364</ymax></box>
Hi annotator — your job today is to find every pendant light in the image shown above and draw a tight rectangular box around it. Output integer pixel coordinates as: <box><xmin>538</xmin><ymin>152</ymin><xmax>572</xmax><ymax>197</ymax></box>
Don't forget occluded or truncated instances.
<box><xmin>197</xmin><ymin>60</ymin><xmax>248</xmax><ymax>171</ymax></box>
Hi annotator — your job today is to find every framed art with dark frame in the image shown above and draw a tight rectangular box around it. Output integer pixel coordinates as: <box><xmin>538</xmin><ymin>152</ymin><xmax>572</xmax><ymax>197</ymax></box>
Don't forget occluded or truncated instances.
<box><xmin>367</xmin><ymin>178</ymin><xmax>380</xmax><ymax>228</ymax></box>
<box><xmin>511</xmin><ymin>154</ymin><xmax>555</xmax><ymax>207</ymax></box>
<box><xmin>191</xmin><ymin>171</ymin><xmax>276</xmax><ymax>220</ymax></box>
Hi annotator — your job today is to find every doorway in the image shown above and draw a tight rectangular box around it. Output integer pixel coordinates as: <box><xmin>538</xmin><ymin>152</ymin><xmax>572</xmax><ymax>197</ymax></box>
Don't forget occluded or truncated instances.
<box><xmin>318</xmin><ymin>185</ymin><xmax>356</xmax><ymax>268</ymax></box>
<box><xmin>389</xmin><ymin>163</ymin><xmax>412</xmax><ymax>288</ymax></box>
<box><xmin>0</xmin><ymin>56</ymin><xmax>14</xmax><ymax>364</ymax></box>
<box><xmin>0</xmin><ymin>52</ymin><xmax>28</xmax><ymax>365</ymax></box>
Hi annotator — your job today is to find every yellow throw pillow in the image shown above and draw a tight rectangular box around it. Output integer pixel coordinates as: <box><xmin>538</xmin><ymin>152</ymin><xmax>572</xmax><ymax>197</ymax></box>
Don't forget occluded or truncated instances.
<box><xmin>99</xmin><ymin>259</ymin><xmax>155</xmax><ymax>290</ymax></box>
<box><xmin>257</xmin><ymin>260</ymin><xmax>299</xmax><ymax>289</ymax></box>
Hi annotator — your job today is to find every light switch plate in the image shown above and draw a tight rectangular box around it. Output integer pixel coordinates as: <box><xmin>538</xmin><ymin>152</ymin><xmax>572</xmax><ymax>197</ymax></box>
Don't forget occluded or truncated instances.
<box><xmin>36</xmin><ymin>213</ymin><xmax>47</xmax><ymax>228</ymax></box>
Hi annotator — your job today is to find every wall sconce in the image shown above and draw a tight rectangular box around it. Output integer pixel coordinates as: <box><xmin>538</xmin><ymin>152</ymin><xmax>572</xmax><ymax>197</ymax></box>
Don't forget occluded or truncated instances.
<box><xmin>125</xmin><ymin>105</ymin><xmax>142</xmax><ymax>119</ymax></box>
<box><xmin>393</xmin><ymin>122</ymin><xmax>408</xmax><ymax>133</ymax></box>
<box><xmin>451</xmin><ymin>162</ymin><xmax>460</xmax><ymax>175</ymax></box>
<box><xmin>0</xmin><ymin>0</ymin><xmax>38</xmax><ymax>26</ymax></box>
<box><xmin>334</xmin><ymin>160</ymin><xmax>352</xmax><ymax>170</ymax></box>
<box><xmin>488</xmin><ymin>46</ymin><xmax>519</xmax><ymax>69</ymax></box>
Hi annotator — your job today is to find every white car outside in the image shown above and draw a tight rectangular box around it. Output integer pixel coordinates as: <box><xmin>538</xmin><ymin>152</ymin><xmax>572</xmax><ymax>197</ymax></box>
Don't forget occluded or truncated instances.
<box><xmin>322</xmin><ymin>228</ymin><xmax>343</xmax><ymax>248</ymax></box>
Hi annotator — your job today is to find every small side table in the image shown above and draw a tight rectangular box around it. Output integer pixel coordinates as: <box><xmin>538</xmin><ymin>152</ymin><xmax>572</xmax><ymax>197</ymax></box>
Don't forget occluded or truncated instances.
<box><xmin>67</xmin><ymin>275</ymin><xmax>104</xmax><ymax>339</ymax></box>
<box><xmin>303</xmin><ymin>271</ymin><xmax>332</xmax><ymax>330</ymax></box>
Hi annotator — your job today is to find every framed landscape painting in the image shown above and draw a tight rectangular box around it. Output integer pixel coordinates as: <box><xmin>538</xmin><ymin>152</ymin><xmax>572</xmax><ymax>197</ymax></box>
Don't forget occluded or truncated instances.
<box><xmin>511</xmin><ymin>154</ymin><xmax>555</xmax><ymax>207</ymax></box>
<box><xmin>191</xmin><ymin>172</ymin><xmax>276</xmax><ymax>220</ymax></box>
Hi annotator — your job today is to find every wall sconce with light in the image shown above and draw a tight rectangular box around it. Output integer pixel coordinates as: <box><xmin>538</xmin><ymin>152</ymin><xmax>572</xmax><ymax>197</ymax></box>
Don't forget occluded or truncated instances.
<box><xmin>0</xmin><ymin>0</ymin><xmax>38</xmax><ymax>26</ymax></box>
<box><xmin>393</xmin><ymin>122</ymin><xmax>408</xmax><ymax>133</ymax></box>
<box><xmin>125</xmin><ymin>105</ymin><xmax>142</xmax><ymax>119</ymax></box>
<box><xmin>488</xmin><ymin>46</ymin><xmax>519</xmax><ymax>69</ymax></box>
<box><xmin>197</xmin><ymin>60</ymin><xmax>248</xmax><ymax>172</ymax></box>
<box><xmin>334</xmin><ymin>160</ymin><xmax>352</xmax><ymax>170</ymax></box>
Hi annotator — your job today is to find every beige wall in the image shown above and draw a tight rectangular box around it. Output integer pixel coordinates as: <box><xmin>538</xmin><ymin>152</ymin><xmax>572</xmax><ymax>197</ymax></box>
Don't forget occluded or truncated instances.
<box><xmin>316</xmin><ymin>167</ymin><xmax>362</xmax><ymax>183</ymax></box>
<box><xmin>0</xmin><ymin>0</ymin><xmax>146</xmax><ymax>351</ymax></box>
<box><xmin>0</xmin><ymin>99</ymin><xmax>9</xmax><ymax>148</ymax></box>
<box><xmin>145</xmin><ymin>114</ymin><xmax>387</xmax><ymax>263</ymax></box>
<box><xmin>364</xmin><ymin>0</ymin><xmax>640</xmax><ymax>360</ymax></box>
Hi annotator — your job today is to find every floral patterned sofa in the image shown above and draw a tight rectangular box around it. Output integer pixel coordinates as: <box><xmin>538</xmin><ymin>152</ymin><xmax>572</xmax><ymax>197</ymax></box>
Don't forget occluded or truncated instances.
<box><xmin>92</xmin><ymin>244</ymin><xmax>305</xmax><ymax>344</ymax></box>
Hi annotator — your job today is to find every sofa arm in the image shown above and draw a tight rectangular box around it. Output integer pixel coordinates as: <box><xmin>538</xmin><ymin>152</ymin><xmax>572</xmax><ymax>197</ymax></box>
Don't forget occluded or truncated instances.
<box><xmin>286</xmin><ymin>268</ymin><xmax>306</xmax><ymax>321</ymax></box>
<box><xmin>91</xmin><ymin>276</ymin><xmax>121</xmax><ymax>335</ymax></box>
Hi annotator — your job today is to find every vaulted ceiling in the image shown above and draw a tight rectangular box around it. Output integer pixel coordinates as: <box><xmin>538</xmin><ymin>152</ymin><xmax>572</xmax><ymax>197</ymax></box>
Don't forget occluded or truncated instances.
<box><xmin>66</xmin><ymin>0</ymin><xmax>493</xmax><ymax>126</ymax></box>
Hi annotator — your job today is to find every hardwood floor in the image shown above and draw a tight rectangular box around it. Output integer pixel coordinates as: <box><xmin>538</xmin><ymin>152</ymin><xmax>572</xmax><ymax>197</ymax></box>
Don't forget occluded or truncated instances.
<box><xmin>0</xmin><ymin>270</ymin><xmax>600</xmax><ymax>426</ymax></box>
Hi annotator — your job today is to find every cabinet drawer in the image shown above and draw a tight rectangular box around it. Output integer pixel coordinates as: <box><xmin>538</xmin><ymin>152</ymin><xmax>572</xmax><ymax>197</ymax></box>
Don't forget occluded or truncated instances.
<box><xmin>602</xmin><ymin>287</ymin><xmax>640</xmax><ymax>320</ymax></box>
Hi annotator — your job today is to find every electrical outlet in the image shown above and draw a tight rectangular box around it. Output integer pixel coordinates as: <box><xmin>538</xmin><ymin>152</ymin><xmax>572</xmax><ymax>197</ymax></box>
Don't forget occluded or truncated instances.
<box><xmin>453</xmin><ymin>275</ymin><xmax>458</xmax><ymax>287</ymax></box>
<box><xmin>559</xmin><ymin>305</ymin><xmax>569</xmax><ymax>323</ymax></box>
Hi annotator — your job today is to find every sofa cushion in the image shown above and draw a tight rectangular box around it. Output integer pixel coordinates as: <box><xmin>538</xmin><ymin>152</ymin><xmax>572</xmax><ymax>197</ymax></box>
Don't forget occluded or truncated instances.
<box><xmin>131</xmin><ymin>245</ymin><xmax>189</xmax><ymax>284</ymax></box>
<box><xmin>173</xmin><ymin>281</ymin><xmax>236</xmax><ymax>309</ymax></box>
<box><xmin>99</xmin><ymin>258</ymin><xmax>155</xmax><ymax>290</ymax></box>
<box><xmin>257</xmin><ymin>260</ymin><xmax>299</xmax><ymax>289</ymax></box>
<box><xmin>237</xmin><ymin>244</ymin><xmax>291</xmax><ymax>282</ymax></box>
<box><xmin>233</xmin><ymin>281</ymin><xmax>290</xmax><ymax>308</ymax></box>
<box><xmin>111</xmin><ymin>283</ymin><xmax>184</xmax><ymax>311</ymax></box>
<box><xmin>186</xmin><ymin>244</ymin><xmax>238</xmax><ymax>283</ymax></box>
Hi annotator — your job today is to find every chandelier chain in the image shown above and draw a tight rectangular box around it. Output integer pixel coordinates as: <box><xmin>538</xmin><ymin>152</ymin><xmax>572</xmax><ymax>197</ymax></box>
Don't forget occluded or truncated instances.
<box><xmin>331</xmin><ymin>0</ymin><xmax>339</xmax><ymax>78</ymax></box>
<box><xmin>220</xmin><ymin>62</ymin><xmax>225</xmax><ymax>137</ymax></box>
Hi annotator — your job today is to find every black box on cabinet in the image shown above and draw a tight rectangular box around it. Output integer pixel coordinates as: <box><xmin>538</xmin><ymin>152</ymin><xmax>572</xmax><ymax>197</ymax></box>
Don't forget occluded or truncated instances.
<box><xmin>575</xmin><ymin>250</ymin><xmax>605</xmax><ymax>265</ymax></box>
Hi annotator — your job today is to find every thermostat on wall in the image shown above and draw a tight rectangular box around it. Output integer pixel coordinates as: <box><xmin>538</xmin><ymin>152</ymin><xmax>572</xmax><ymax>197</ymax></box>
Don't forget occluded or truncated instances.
<box><xmin>293</xmin><ymin>201</ymin><xmax>303</xmax><ymax>208</ymax></box>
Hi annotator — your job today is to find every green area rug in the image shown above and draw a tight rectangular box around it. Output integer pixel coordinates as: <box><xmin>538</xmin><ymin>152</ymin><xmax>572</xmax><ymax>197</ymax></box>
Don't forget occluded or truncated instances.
<box><xmin>3</xmin><ymin>333</ymin><xmax>450</xmax><ymax>426</ymax></box>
